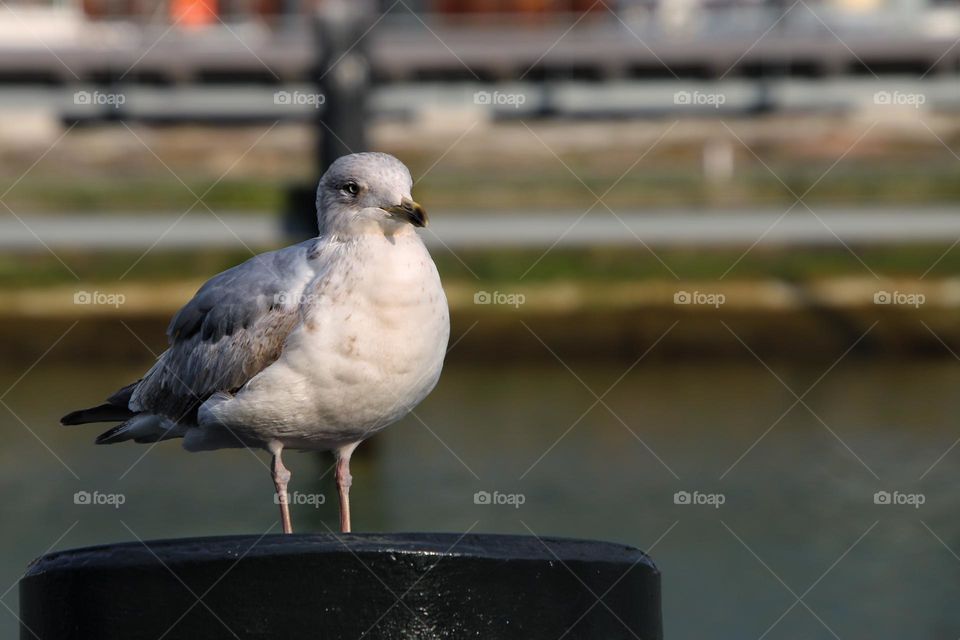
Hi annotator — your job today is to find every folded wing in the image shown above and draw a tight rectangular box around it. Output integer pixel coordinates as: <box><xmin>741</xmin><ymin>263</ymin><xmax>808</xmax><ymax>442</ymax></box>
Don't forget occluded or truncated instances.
<box><xmin>62</xmin><ymin>239</ymin><xmax>324</xmax><ymax>441</ymax></box>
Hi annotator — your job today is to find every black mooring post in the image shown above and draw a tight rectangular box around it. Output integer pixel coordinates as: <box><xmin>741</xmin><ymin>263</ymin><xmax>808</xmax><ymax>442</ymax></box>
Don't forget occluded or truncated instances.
<box><xmin>284</xmin><ymin>0</ymin><xmax>373</xmax><ymax>239</ymax></box>
<box><xmin>20</xmin><ymin>533</ymin><xmax>662</xmax><ymax>639</ymax></box>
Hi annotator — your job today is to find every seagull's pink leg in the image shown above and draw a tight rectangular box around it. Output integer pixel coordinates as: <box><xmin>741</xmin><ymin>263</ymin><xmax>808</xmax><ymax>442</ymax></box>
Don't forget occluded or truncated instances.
<box><xmin>269</xmin><ymin>441</ymin><xmax>293</xmax><ymax>534</ymax></box>
<box><xmin>335</xmin><ymin>442</ymin><xmax>360</xmax><ymax>533</ymax></box>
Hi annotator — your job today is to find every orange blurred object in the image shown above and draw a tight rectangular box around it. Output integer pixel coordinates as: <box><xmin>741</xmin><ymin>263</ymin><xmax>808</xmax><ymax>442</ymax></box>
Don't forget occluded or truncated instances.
<box><xmin>171</xmin><ymin>0</ymin><xmax>218</xmax><ymax>27</ymax></box>
<box><xmin>433</xmin><ymin>0</ymin><xmax>601</xmax><ymax>13</ymax></box>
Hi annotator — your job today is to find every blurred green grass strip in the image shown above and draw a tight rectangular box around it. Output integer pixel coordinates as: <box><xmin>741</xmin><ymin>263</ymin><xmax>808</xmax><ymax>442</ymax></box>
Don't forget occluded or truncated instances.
<box><xmin>5</xmin><ymin>164</ymin><xmax>960</xmax><ymax>213</ymax></box>
<box><xmin>2</xmin><ymin>245</ymin><xmax>960</xmax><ymax>290</ymax></box>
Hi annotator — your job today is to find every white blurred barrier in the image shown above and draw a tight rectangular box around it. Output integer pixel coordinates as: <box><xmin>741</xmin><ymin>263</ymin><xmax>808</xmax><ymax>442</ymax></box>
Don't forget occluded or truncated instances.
<box><xmin>3</xmin><ymin>208</ymin><xmax>960</xmax><ymax>249</ymax></box>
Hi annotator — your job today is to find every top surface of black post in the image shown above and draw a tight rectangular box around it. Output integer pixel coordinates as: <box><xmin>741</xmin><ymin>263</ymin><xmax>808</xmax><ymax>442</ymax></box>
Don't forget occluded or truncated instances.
<box><xmin>21</xmin><ymin>532</ymin><xmax>661</xmax><ymax>640</ymax></box>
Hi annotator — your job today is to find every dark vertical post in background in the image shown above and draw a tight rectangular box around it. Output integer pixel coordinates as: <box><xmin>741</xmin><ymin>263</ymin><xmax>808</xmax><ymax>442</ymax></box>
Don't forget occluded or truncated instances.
<box><xmin>314</xmin><ymin>0</ymin><xmax>372</xmax><ymax>172</ymax></box>
<box><xmin>284</xmin><ymin>0</ymin><xmax>374</xmax><ymax>238</ymax></box>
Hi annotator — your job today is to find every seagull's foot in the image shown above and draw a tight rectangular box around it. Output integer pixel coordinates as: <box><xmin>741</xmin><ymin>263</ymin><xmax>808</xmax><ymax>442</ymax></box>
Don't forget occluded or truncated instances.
<box><xmin>269</xmin><ymin>441</ymin><xmax>294</xmax><ymax>534</ymax></box>
<box><xmin>335</xmin><ymin>458</ymin><xmax>352</xmax><ymax>533</ymax></box>
<box><xmin>334</xmin><ymin>442</ymin><xmax>359</xmax><ymax>534</ymax></box>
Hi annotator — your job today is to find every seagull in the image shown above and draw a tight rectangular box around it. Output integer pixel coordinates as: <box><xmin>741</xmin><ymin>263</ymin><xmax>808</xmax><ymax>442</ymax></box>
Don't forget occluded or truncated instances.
<box><xmin>62</xmin><ymin>152</ymin><xmax>450</xmax><ymax>534</ymax></box>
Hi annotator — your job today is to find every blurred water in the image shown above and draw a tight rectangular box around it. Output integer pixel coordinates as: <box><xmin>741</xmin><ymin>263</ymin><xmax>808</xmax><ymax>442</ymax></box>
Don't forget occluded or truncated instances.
<box><xmin>2</xmin><ymin>355</ymin><xmax>959</xmax><ymax>639</ymax></box>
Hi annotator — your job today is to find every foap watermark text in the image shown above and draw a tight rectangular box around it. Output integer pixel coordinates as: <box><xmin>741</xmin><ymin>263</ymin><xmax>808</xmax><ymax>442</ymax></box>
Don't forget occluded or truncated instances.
<box><xmin>274</xmin><ymin>90</ymin><xmax>326</xmax><ymax>108</ymax></box>
<box><xmin>474</xmin><ymin>290</ymin><xmax>525</xmax><ymax>308</ymax></box>
<box><xmin>473</xmin><ymin>91</ymin><xmax>526</xmax><ymax>108</ymax></box>
<box><xmin>674</xmin><ymin>490</ymin><xmax>725</xmax><ymax>508</ymax></box>
<box><xmin>873</xmin><ymin>91</ymin><xmax>925</xmax><ymax>108</ymax></box>
<box><xmin>474</xmin><ymin>490</ymin><xmax>526</xmax><ymax>509</ymax></box>
<box><xmin>74</xmin><ymin>490</ymin><xmax>126</xmax><ymax>508</ymax></box>
<box><xmin>674</xmin><ymin>91</ymin><xmax>726</xmax><ymax>108</ymax></box>
<box><xmin>874</xmin><ymin>490</ymin><xmax>924</xmax><ymax>509</ymax></box>
<box><xmin>674</xmin><ymin>290</ymin><xmax>725</xmax><ymax>308</ymax></box>
<box><xmin>275</xmin><ymin>492</ymin><xmax>325</xmax><ymax>507</ymax></box>
<box><xmin>874</xmin><ymin>290</ymin><xmax>925</xmax><ymax>308</ymax></box>
<box><xmin>74</xmin><ymin>90</ymin><xmax>126</xmax><ymax>109</ymax></box>
<box><xmin>74</xmin><ymin>290</ymin><xmax>126</xmax><ymax>308</ymax></box>
<box><xmin>273</xmin><ymin>291</ymin><xmax>319</xmax><ymax>307</ymax></box>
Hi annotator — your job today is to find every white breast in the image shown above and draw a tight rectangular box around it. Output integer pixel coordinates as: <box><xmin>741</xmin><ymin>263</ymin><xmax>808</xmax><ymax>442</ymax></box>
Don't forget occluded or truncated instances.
<box><xmin>208</xmin><ymin>232</ymin><xmax>450</xmax><ymax>451</ymax></box>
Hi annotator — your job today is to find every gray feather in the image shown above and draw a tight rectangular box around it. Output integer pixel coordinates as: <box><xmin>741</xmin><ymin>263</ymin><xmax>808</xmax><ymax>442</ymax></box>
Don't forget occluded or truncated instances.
<box><xmin>130</xmin><ymin>239</ymin><xmax>321</xmax><ymax>425</ymax></box>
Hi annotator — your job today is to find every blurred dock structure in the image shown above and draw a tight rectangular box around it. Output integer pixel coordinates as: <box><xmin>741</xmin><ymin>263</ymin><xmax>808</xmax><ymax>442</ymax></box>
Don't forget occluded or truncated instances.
<box><xmin>1</xmin><ymin>1</ymin><xmax>959</xmax><ymax>87</ymax></box>
<box><xmin>0</xmin><ymin>77</ymin><xmax>953</xmax><ymax>125</ymax></box>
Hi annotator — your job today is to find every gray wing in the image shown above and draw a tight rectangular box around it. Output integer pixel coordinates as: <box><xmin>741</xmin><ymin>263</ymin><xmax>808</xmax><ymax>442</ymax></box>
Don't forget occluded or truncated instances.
<box><xmin>130</xmin><ymin>239</ymin><xmax>321</xmax><ymax>424</ymax></box>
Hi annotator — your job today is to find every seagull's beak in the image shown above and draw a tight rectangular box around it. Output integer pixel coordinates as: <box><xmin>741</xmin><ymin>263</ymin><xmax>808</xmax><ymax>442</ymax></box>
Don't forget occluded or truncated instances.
<box><xmin>384</xmin><ymin>198</ymin><xmax>428</xmax><ymax>228</ymax></box>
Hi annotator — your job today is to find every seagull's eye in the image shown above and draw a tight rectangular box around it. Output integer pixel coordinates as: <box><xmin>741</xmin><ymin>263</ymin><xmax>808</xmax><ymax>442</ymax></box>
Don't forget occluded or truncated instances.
<box><xmin>341</xmin><ymin>182</ymin><xmax>360</xmax><ymax>196</ymax></box>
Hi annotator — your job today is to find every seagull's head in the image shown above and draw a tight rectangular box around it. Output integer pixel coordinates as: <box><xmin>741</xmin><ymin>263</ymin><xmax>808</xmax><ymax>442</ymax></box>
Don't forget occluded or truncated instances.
<box><xmin>316</xmin><ymin>152</ymin><xmax>427</xmax><ymax>237</ymax></box>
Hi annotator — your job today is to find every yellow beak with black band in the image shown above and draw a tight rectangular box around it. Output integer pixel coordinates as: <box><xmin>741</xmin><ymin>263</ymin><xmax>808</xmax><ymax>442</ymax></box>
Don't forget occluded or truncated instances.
<box><xmin>385</xmin><ymin>198</ymin><xmax>428</xmax><ymax>228</ymax></box>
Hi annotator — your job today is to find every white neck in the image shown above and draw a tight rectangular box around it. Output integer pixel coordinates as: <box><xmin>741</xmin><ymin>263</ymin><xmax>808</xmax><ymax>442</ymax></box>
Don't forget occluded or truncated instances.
<box><xmin>317</xmin><ymin>206</ymin><xmax>418</xmax><ymax>240</ymax></box>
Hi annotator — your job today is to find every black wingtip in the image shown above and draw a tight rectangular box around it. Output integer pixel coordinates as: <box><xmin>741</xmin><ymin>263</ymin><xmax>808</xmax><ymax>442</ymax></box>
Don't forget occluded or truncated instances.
<box><xmin>94</xmin><ymin>424</ymin><xmax>127</xmax><ymax>445</ymax></box>
<box><xmin>60</xmin><ymin>410</ymin><xmax>87</xmax><ymax>426</ymax></box>
<box><xmin>61</xmin><ymin>403</ymin><xmax>136</xmax><ymax>427</ymax></box>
